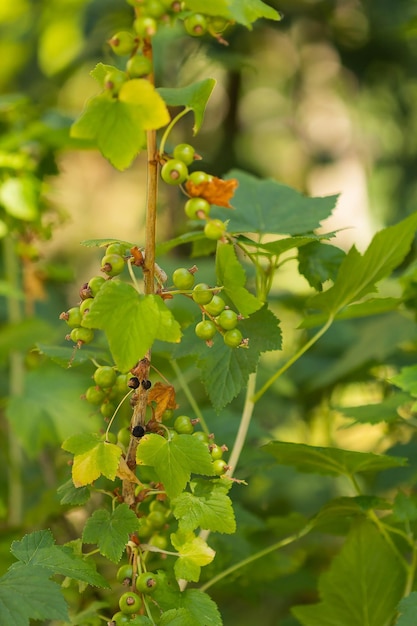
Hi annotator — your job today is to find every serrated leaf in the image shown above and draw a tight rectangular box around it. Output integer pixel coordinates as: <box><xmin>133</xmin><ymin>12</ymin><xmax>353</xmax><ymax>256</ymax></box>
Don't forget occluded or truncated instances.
<box><xmin>136</xmin><ymin>434</ymin><xmax>214</xmax><ymax>498</ymax></box>
<box><xmin>391</xmin><ymin>365</ymin><xmax>417</xmax><ymax>397</ymax></box>
<box><xmin>82</xmin><ymin>504</ymin><xmax>138</xmax><ymax>563</ymax></box>
<box><xmin>215</xmin><ymin>243</ymin><xmax>262</xmax><ymax>315</ymax></box>
<box><xmin>171</xmin><ymin>530</ymin><xmax>215</xmax><ymax>582</ymax></box>
<box><xmin>396</xmin><ymin>592</ymin><xmax>417</xmax><ymax>625</ymax></box>
<box><xmin>251</xmin><ymin>231</ymin><xmax>337</xmax><ymax>256</ymax></box>
<box><xmin>392</xmin><ymin>491</ymin><xmax>417</xmax><ymax>523</ymax></box>
<box><xmin>62</xmin><ymin>433</ymin><xmax>122</xmax><ymax>487</ymax></box>
<box><xmin>81</xmin><ymin>237</ymin><xmax>134</xmax><ymax>248</ymax></box>
<box><xmin>172</xmin><ymin>479</ymin><xmax>236</xmax><ymax>534</ymax></box>
<box><xmin>0</xmin><ymin>564</ymin><xmax>68</xmax><ymax>626</ymax></box>
<box><xmin>57</xmin><ymin>479</ymin><xmax>91</xmax><ymax>506</ymax></box>
<box><xmin>175</xmin><ymin>305</ymin><xmax>281</xmax><ymax>409</ymax></box>
<box><xmin>215</xmin><ymin>170</ymin><xmax>337</xmax><ymax>235</ymax></box>
<box><xmin>185</xmin><ymin>0</ymin><xmax>281</xmax><ymax>27</ymax></box>
<box><xmin>160</xmin><ymin>608</ymin><xmax>195</xmax><ymax>626</ymax></box>
<box><xmin>158</xmin><ymin>79</ymin><xmax>216</xmax><ymax>134</ymax></box>
<box><xmin>298</xmin><ymin>242</ymin><xmax>346</xmax><ymax>291</ymax></box>
<box><xmin>264</xmin><ymin>441</ymin><xmax>407</xmax><ymax>478</ymax></box>
<box><xmin>292</xmin><ymin>520</ymin><xmax>407</xmax><ymax>626</ymax></box>
<box><xmin>11</xmin><ymin>530</ymin><xmax>109</xmax><ymax>588</ymax></box>
<box><xmin>82</xmin><ymin>280</ymin><xmax>181</xmax><ymax>372</ymax></box>
<box><xmin>313</xmin><ymin>496</ymin><xmax>392</xmax><ymax>532</ymax></box>
<box><xmin>311</xmin><ymin>212</ymin><xmax>417</xmax><ymax>314</ymax></box>
<box><xmin>36</xmin><ymin>343</ymin><xmax>109</xmax><ymax>368</ymax></box>
<box><xmin>336</xmin><ymin>392</ymin><xmax>410</xmax><ymax>425</ymax></box>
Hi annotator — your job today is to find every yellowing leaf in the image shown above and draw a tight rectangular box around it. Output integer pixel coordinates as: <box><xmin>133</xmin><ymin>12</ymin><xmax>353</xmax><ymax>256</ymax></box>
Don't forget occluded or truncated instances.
<box><xmin>62</xmin><ymin>433</ymin><xmax>122</xmax><ymax>487</ymax></box>
<box><xmin>171</xmin><ymin>530</ymin><xmax>215</xmax><ymax>582</ymax></box>
<box><xmin>119</xmin><ymin>79</ymin><xmax>170</xmax><ymax>129</ymax></box>
<box><xmin>116</xmin><ymin>456</ymin><xmax>141</xmax><ymax>485</ymax></box>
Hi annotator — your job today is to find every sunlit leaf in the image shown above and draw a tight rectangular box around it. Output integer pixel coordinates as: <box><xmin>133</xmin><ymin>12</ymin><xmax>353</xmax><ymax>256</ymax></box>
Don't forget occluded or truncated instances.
<box><xmin>158</xmin><ymin>79</ymin><xmax>216</xmax><ymax>134</ymax></box>
<box><xmin>215</xmin><ymin>242</ymin><xmax>262</xmax><ymax>315</ymax></box>
<box><xmin>62</xmin><ymin>433</ymin><xmax>122</xmax><ymax>487</ymax></box>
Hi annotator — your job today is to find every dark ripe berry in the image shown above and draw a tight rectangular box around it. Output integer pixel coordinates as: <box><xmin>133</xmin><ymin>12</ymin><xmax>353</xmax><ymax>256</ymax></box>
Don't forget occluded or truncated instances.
<box><xmin>128</xmin><ymin>376</ymin><xmax>140</xmax><ymax>389</ymax></box>
<box><xmin>133</xmin><ymin>16</ymin><xmax>157</xmax><ymax>37</ymax></box>
<box><xmin>172</xmin><ymin>267</ymin><xmax>195</xmax><ymax>290</ymax></box>
<box><xmin>204</xmin><ymin>295</ymin><xmax>225</xmax><ymax>316</ymax></box>
<box><xmin>70</xmin><ymin>327</ymin><xmax>94</xmax><ymax>344</ymax></box>
<box><xmin>136</xmin><ymin>571</ymin><xmax>158</xmax><ymax>593</ymax></box>
<box><xmin>94</xmin><ymin>366</ymin><xmax>117</xmax><ymax>388</ymax></box>
<box><xmin>173</xmin><ymin>143</ymin><xmax>195</xmax><ymax>165</ymax></box>
<box><xmin>204</xmin><ymin>219</ymin><xmax>226</xmax><ymax>241</ymax></box>
<box><xmin>80</xmin><ymin>297</ymin><xmax>94</xmax><ymax>316</ymax></box>
<box><xmin>223</xmin><ymin>328</ymin><xmax>243</xmax><ymax>348</ymax></box>
<box><xmin>61</xmin><ymin>306</ymin><xmax>82</xmax><ymax>328</ymax></box>
<box><xmin>132</xmin><ymin>425</ymin><xmax>145</xmax><ymax>438</ymax></box>
<box><xmin>116</xmin><ymin>564</ymin><xmax>134</xmax><ymax>585</ymax></box>
<box><xmin>101</xmin><ymin>253</ymin><xmax>125</xmax><ymax>277</ymax></box>
<box><xmin>108</xmin><ymin>31</ymin><xmax>135</xmax><ymax>56</ymax></box>
<box><xmin>161</xmin><ymin>159</ymin><xmax>188</xmax><ymax>185</ymax></box>
<box><xmin>174</xmin><ymin>414</ymin><xmax>194</xmax><ymax>435</ymax></box>
<box><xmin>142</xmin><ymin>379</ymin><xmax>152</xmax><ymax>390</ymax></box>
<box><xmin>118</xmin><ymin>591</ymin><xmax>142</xmax><ymax>614</ymax></box>
<box><xmin>192</xmin><ymin>283</ymin><xmax>214</xmax><ymax>305</ymax></box>
<box><xmin>218</xmin><ymin>309</ymin><xmax>238</xmax><ymax>330</ymax></box>
<box><xmin>195</xmin><ymin>319</ymin><xmax>217</xmax><ymax>340</ymax></box>
<box><xmin>188</xmin><ymin>170</ymin><xmax>211</xmax><ymax>186</ymax></box>
<box><xmin>79</xmin><ymin>282</ymin><xmax>93</xmax><ymax>300</ymax></box>
<box><xmin>184</xmin><ymin>13</ymin><xmax>208</xmax><ymax>37</ymax></box>
<box><xmin>184</xmin><ymin>197</ymin><xmax>210</xmax><ymax>219</ymax></box>
<box><xmin>126</xmin><ymin>54</ymin><xmax>152</xmax><ymax>77</ymax></box>
<box><xmin>88</xmin><ymin>275</ymin><xmax>106</xmax><ymax>296</ymax></box>
<box><xmin>212</xmin><ymin>458</ymin><xmax>227</xmax><ymax>475</ymax></box>
<box><xmin>85</xmin><ymin>385</ymin><xmax>106</xmax><ymax>405</ymax></box>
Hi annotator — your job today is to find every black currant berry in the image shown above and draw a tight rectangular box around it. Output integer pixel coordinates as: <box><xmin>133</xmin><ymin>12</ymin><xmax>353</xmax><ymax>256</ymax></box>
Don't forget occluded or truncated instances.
<box><xmin>141</xmin><ymin>379</ymin><xmax>152</xmax><ymax>390</ymax></box>
<box><xmin>128</xmin><ymin>377</ymin><xmax>140</xmax><ymax>389</ymax></box>
<box><xmin>132</xmin><ymin>425</ymin><xmax>145</xmax><ymax>438</ymax></box>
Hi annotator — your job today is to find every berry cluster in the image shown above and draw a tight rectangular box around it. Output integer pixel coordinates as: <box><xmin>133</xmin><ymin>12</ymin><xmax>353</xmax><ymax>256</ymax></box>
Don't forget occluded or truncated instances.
<box><xmin>83</xmin><ymin>366</ymin><xmax>130</xmax><ymax>421</ymax></box>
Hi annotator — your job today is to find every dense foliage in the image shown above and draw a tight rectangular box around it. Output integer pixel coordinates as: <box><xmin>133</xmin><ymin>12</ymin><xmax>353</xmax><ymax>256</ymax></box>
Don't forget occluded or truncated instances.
<box><xmin>2</xmin><ymin>1</ymin><xmax>417</xmax><ymax>625</ymax></box>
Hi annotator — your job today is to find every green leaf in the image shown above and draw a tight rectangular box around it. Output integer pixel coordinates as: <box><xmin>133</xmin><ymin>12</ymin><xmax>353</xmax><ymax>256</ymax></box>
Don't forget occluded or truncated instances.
<box><xmin>0</xmin><ymin>564</ymin><xmax>68</xmax><ymax>626</ymax></box>
<box><xmin>264</xmin><ymin>441</ymin><xmax>407</xmax><ymax>478</ymax></box>
<box><xmin>313</xmin><ymin>496</ymin><xmax>392</xmax><ymax>532</ymax></box>
<box><xmin>215</xmin><ymin>242</ymin><xmax>262</xmax><ymax>315</ymax></box>
<box><xmin>82</xmin><ymin>504</ymin><xmax>139</xmax><ymax>563</ymax></box>
<box><xmin>6</xmin><ymin>364</ymin><xmax>102</xmax><ymax>457</ymax></box>
<box><xmin>171</xmin><ymin>530</ymin><xmax>215</xmax><ymax>582</ymax></box>
<box><xmin>36</xmin><ymin>343</ymin><xmax>109</xmax><ymax>368</ymax></box>
<box><xmin>90</xmin><ymin>62</ymin><xmax>125</xmax><ymax>87</ymax></box>
<box><xmin>80</xmin><ymin>237</ymin><xmax>134</xmax><ymax>248</ymax></box>
<box><xmin>160</xmin><ymin>609</ymin><xmax>196</xmax><ymax>626</ymax></box>
<box><xmin>185</xmin><ymin>0</ymin><xmax>281</xmax><ymax>28</ymax></box>
<box><xmin>71</xmin><ymin>82</ymin><xmax>169</xmax><ymax>170</ymax></box>
<box><xmin>300</xmin><ymin>297</ymin><xmax>402</xmax><ymax>328</ymax></box>
<box><xmin>249</xmin><ymin>232</ymin><xmax>337</xmax><ymax>256</ymax></box>
<box><xmin>82</xmin><ymin>280</ymin><xmax>181</xmax><ymax>372</ymax></box>
<box><xmin>172</xmin><ymin>478</ymin><xmax>236</xmax><ymax>534</ymax></box>
<box><xmin>396</xmin><ymin>592</ymin><xmax>417</xmax><ymax>626</ymax></box>
<box><xmin>10</xmin><ymin>530</ymin><xmax>109</xmax><ymax>588</ymax></box>
<box><xmin>311</xmin><ymin>212</ymin><xmax>417</xmax><ymax>314</ymax></box>
<box><xmin>57</xmin><ymin>479</ymin><xmax>91</xmax><ymax>506</ymax></box>
<box><xmin>392</xmin><ymin>491</ymin><xmax>417</xmax><ymax>523</ymax></box>
<box><xmin>136</xmin><ymin>434</ymin><xmax>215</xmax><ymax>498</ymax></box>
<box><xmin>292</xmin><ymin>520</ymin><xmax>407</xmax><ymax>626</ymax></box>
<box><xmin>215</xmin><ymin>169</ymin><xmax>338</xmax><ymax>235</ymax></box>
<box><xmin>298</xmin><ymin>242</ymin><xmax>346</xmax><ymax>291</ymax></box>
<box><xmin>158</xmin><ymin>79</ymin><xmax>216</xmax><ymax>134</ymax></box>
<box><xmin>62</xmin><ymin>433</ymin><xmax>122</xmax><ymax>487</ymax></box>
<box><xmin>391</xmin><ymin>365</ymin><xmax>417</xmax><ymax>397</ymax></box>
<box><xmin>0</xmin><ymin>174</ymin><xmax>40</xmax><ymax>221</ymax></box>
<box><xmin>0</xmin><ymin>319</ymin><xmax>52</xmax><ymax>365</ymax></box>
<box><xmin>175</xmin><ymin>305</ymin><xmax>281</xmax><ymax>409</ymax></box>
<box><xmin>336</xmin><ymin>393</ymin><xmax>410</xmax><ymax>425</ymax></box>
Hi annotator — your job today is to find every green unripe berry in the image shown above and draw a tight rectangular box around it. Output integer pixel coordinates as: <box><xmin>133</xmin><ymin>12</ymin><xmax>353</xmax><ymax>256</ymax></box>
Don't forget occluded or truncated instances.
<box><xmin>88</xmin><ymin>275</ymin><xmax>106</xmax><ymax>296</ymax></box>
<box><xmin>116</xmin><ymin>563</ymin><xmax>134</xmax><ymax>585</ymax></box>
<box><xmin>70</xmin><ymin>327</ymin><xmax>94</xmax><ymax>344</ymax></box>
<box><xmin>195</xmin><ymin>319</ymin><xmax>217</xmax><ymax>340</ymax></box>
<box><xmin>209</xmin><ymin>15</ymin><xmax>230</xmax><ymax>33</ymax></box>
<box><xmin>85</xmin><ymin>385</ymin><xmax>106</xmax><ymax>405</ymax></box>
<box><xmin>149</xmin><ymin>533</ymin><xmax>168</xmax><ymax>550</ymax></box>
<box><xmin>80</xmin><ymin>297</ymin><xmax>94</xmax><ymax>316</ymax></box>
<box><xmin>136</xmin><ymin>572</ymin><xmax>158</xmax><ymax>594</ymax></box>
<box><xmin>173</xmin><ymin>143</ymin><xmax>195</xmax><ymax>165</ymax></box>
<box><xmin>133</xmin><ymin>16</ymin><xmax>157</xmax><ymax>37</ymax></box>
<box><xmin>149</xmin><ymin>500</ymin><xmax>167</xmax><ymax>513</ymax></box>
<box><xmin>161</xmin><ymin>159</ymin><xmax>188</xmax><ymax>185</ymax></box>
<box><xmin>62</xmin><ymin>306</ymin><xmax>82</xmax><ymax>328</ymax></box>
<box><xmin>218</xmin><ymin>309</ymin><xmax>238</xmax><ymax>330</ymax></box>
<box><xmin>100</xmin><ymin>401</ymin><xmax>116</xmax><ymax>418</ymax></box>
<box><xmin>101</xmin><ymin>253</ymin><xmax>125</xmax><ymax>276</ymax></box>
<box><xmin>174</xmin><ymin>414</ymin><xmax>194</xmax><ymax>434</ymax></box>
<box><xmin>115</xmin><ymin>373</ymin><xmax>130</xmax><ymax>394</ymax></box>
<box><xmin>161</xmin><ymin>408</ymin><xmax>174</xmax><ymax>421</ymax></box>
<box><xmin>106</xmin><ymin>242</ymin><xmax>127</xmax><ymax>256</ymax></box>
<box><xmin>147</xmin><ymin>510</ymin><xmax>166</xmax><ymax>529</ymax></box>
<box><xmin>145</xmin><ymin>0</ymin><xmax>165</xmax><ymax>18</ymax></box>
<box><xmin>117</xmin><ymin>427</ymin><xmax>131</xmax><ymax>448</ymax></box>
<box><xmin>184</xmin><ymin>13</ymin><xmax>208</xmax><ymax>37</ymax></box>
<box><xmin>223</xmin><ymin>328</ymin><xmax>243</xmax><ymax>348</ymax></box>
<box><xmin>204</xmin><ymin>219</ymin><xmax>226</xmax><ymax>240</ymax></box>
<box><xmin>93</xmin><ymin>366</ymin><xmax>117</xmax><ymax>388</ymax></box>
<box><xmin>188</xmin><ymin>170</ymin><xmax>211</xmax><ymax>186</ymax></box>
<box><xmin>111</xmin><ymin>611</ymin><xmax>132</xmax><ymax>625</ymax></box>
<box><xmin>184</xmin><ymin>197</ymin><xmax>210</xmax><ymax>219</ymax></box>
<box><xmin>126</xmin><ymin>54</ymin><xmax>152</xmax><ymax>77</ymax></box>
<box><xmin>212</xmin><ymin>458</ymin><xmax>227</xmax><ymax>475</ymax></box>
<box><xmin>210</xmin><ymin>444</ymin><xmax>224</xmax><ymax>460</ymax></box>
<box><xmin>193</xmin><ymin>430</ymin><xmax>209</xmax><ymax>443</ymax></box>
<box><xmin>192</xmin><ymin>283</ymin><xmax>214</xmax><ymax>305</ymax></box>
<box><xmin>204</xmin><ymin>295</ymin><xmax>225</xmax><ymax>316</ymax></box>
<box><xmin>108</xmin><ymin>31</ymin><xmax>135</xmax><ymax>56</ymax></box>
<box><xmin>172</xmin><ymin>267</ymin><xmax>195</xmax><ymax>290</ymax></box>
<box><xmin>104</xmin><ymin>70</ymin><xmax>127</xmax><ymax>95</ymax></box>
<box><xmin>118</xmin><ymin>591</ymin><xmax>142</xmax><ymax>614</ymax></box>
